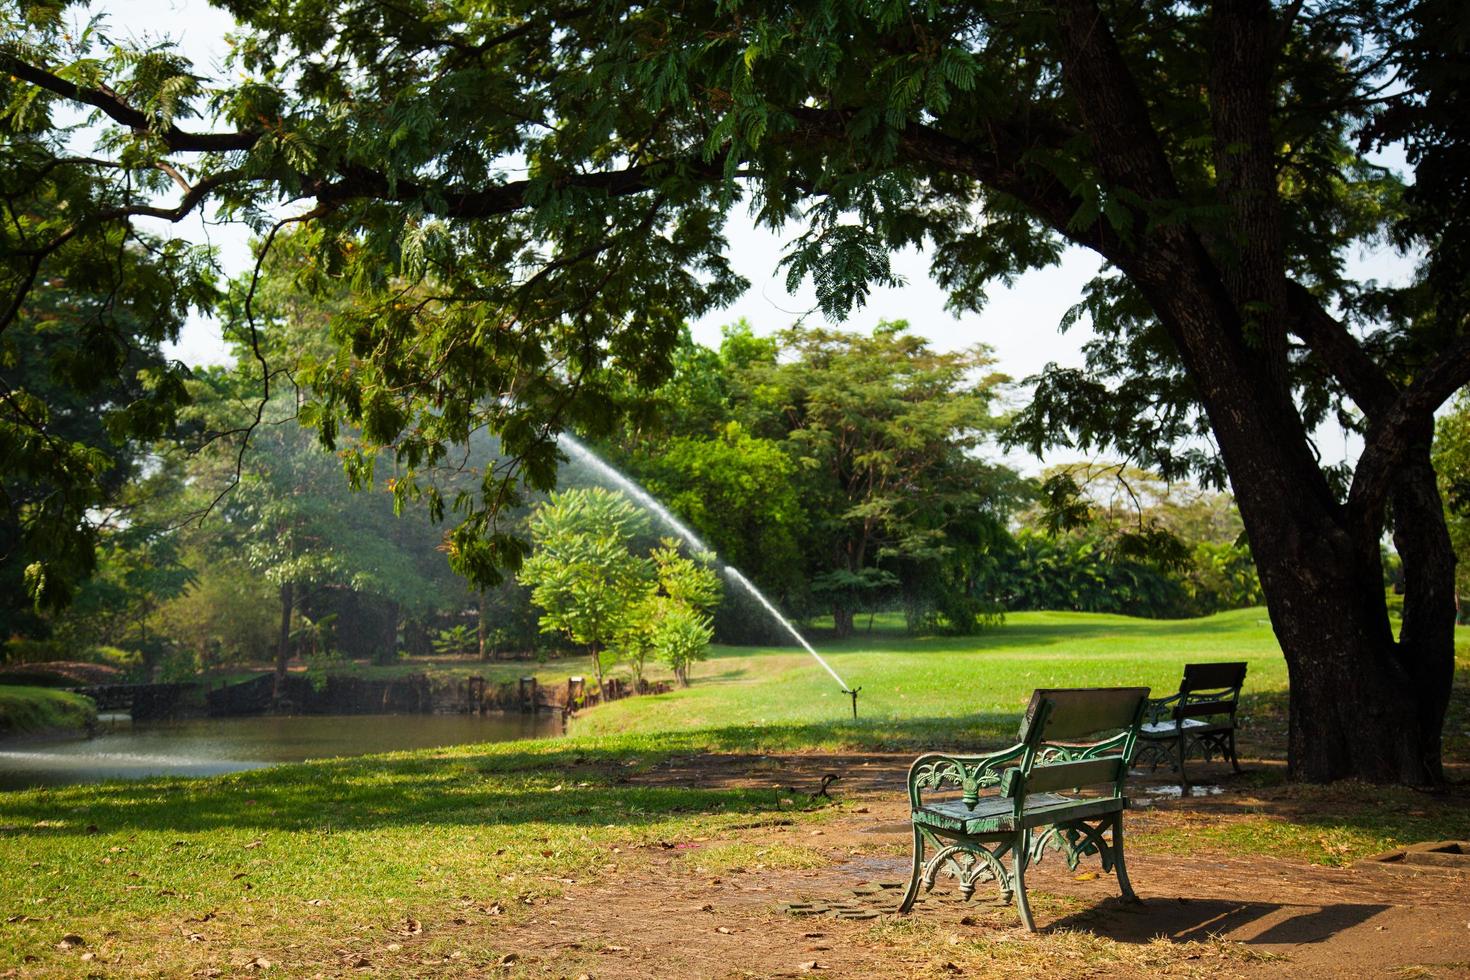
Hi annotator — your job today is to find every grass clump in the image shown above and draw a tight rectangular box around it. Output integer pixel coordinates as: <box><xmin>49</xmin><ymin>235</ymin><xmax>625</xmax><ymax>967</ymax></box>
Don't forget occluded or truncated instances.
<box><xmin>0</xmin><ymin>685</ymin><xmax>96</xmax><ymax>736</ymax></box>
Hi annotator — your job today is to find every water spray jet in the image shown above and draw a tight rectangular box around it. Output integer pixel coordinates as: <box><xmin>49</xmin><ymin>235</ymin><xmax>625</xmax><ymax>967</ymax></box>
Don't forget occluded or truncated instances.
<box><xmin>557</xmin><ymin>433</ymin><xmax>858</xmax><ymax>716</ymax></box>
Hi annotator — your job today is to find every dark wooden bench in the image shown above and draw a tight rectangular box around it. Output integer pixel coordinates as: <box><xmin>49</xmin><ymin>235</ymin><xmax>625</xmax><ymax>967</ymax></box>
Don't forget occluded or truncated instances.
<box><xmin>1133</xmin><ymin>661</ymin><xmax>1247</xmax><ymax>790</ymax></box>
<box><xmin>899</xmin><ymin>687</ymin><xmax>1150</xmax><ymax>931</ymax></box>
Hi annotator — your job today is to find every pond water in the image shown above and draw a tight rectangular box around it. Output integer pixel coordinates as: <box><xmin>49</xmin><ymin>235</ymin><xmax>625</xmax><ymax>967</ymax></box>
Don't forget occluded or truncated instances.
<box><xmin>0</xmin><ymin>712</ymin><xmax>562</xmax><ymax>791</ymax></box>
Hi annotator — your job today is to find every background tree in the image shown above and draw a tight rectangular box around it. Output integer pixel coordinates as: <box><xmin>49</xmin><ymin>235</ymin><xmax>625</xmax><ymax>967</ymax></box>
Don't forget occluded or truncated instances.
<box><xmin>0</xmin><ymin>257</ymin><xmax>196</xmax><ymax>634</ymax></box>
<box><xmin>628</xmin><ymin>540</ymin><xmax>721</xmax><ymax>687</ymax></box>
<box><xmin>4</xmin><ymin>0</ymin><xmax>1468</xmax><ymax>782</ymax></box>
<box><xmin>606</xmin><ymin>321</ymin><xmax>1017</xmax><ymax>636</ymax></box>
<box><xmin>731</xmin><ymin>321</ymin><xmax>1011</xmax><ymax>636</ymax></box>
<box><xmin>1433</xmin><ymin>394</ymin><xmax>1470</xmax><ymax>618</ymax></box>
<box><xmin>1001</xmin><ymin>464</ymin><xmax>1263</xmax><ymax>618</ymax></box>
<box><xmin>519</xmin><ymin>488</ymin><xmax>654</xmax><ymax>689</ymax></box>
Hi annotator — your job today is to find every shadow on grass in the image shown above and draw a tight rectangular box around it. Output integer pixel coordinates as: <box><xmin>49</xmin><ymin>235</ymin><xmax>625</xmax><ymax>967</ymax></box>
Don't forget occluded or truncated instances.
<box><xmin>0</xmin><ymin>715</ymin><xmax>1021</xmax><ymax>837</ymax></box>
<box><xmin>1053</xmin><ymin>895</ymin><xmax>1389</xmax><ymax>944</ymax></box>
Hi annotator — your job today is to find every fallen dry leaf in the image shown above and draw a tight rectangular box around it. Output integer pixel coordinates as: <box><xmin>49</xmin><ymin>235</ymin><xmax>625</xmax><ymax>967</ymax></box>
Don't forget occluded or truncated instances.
<box><xmin>715</xmin><ymin>926</ymin><xmax>735</xmax><ymax>935</ymax></box>
<box><xmin>1073</xmin><ymin>871</ymin><xmax>1099</xmax><ymax>882</ymax></box>
<box><xmin>241</xmin><ymin>956</ymin><xmax>272</xmax><ymax>971</ymax></box>
<box><xmin>497</xmin><ymin>952</ymin><xmax>519</xmax><ymax>966</ymax></box>
<box><xmin>799</xmin><ymin>960</ymin><xmax>823</xmax><ymax>972</ymax></box>
<box><xmin>603</xmin><ymin>945</ymin><xmax>629</xmax><ymax>953</ymax></box>
<box><xmin>55</xmin><ymin>934</ymin><xmax>85</xmax><ymax>950</ymax></box>
<box><xmin>398</xmin><ymin>917</ymin><xmax>422</xmax><ymax>936</ymax></box>
<box><xmin>243</xmin><ymin>840</ymin><xmax>263</xmax><ymax>850</ymax></box>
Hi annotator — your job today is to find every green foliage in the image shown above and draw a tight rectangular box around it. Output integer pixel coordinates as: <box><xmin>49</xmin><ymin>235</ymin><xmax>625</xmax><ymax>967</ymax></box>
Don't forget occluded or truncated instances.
<box><xmin>519</xmin><ymin>488</ymin><xmax>655</xmax><ymax>685</ymax></box>
<box><xmin>609</xmin><ymin>321</ymin><xmax>1017</xmax><ymax>638</ymax></box>
<box><xmin>431</xmin><ymin>623</ymin><xmax>476</xmax><ymax>658</ymax></box>
<box><xmin>0</xmin><ymin>638</ymin><xmax>138</xmax><ymax>670</ymax></box>
<box><xmin>621</xmin><ymin>541</ymin><xmax>721</xmax><ymax>686</ymax></box>
<box><xmin>646</xmin><ymin>600</ymin><xmax>715</xmax><ymax>688</ymax></box>
<box><xmin>1002</xmin><ymin>464</ymin><xmax>1262</xmax><ymax>619</ymax></box>
<box><xmin>1434</xmin><ymin>393</ymin><xmax>1470</xmax><ymax>605</ymax></box>
<box><xmin>626</xmin><ymin>421</ymin><xmax>806</xmax><ymax>602</ymax></box>
<box><xmin>520</xmin><ymin>492</ymin><xmax>722</xmax><ymax>688</ymax></box>
<box><xmin>148</xmin><ymin>553</ymin><xmax>279</xmax><ymax>669</ymax></box>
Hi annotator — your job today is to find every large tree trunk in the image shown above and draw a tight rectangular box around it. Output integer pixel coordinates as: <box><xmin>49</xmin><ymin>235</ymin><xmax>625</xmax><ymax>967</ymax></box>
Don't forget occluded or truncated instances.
<box><xmin>1130</xmin><ymin>249</ymin><xmax>1455</xmax><ymax>785</ymax></box>
<box><xmin>1041</xmin><ymin>0</ymin><xmax>1458</xmax><ymax>785</ymax></box>
<box><xmin>273</xmin><ymin>580</ymin><xmax>293</xmax><ymax>706</ymax></box>
<box><xmin>1251</xmin><ymin>514</ymin><xmax>1451</xmax><ymax>785</ymax></box>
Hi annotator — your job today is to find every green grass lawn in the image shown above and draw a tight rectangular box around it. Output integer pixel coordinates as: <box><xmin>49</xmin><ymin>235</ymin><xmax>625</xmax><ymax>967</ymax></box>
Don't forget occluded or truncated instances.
<box><xmin>573</xmin><ymin>608</ymin><xmax>1290</xmax><ymax>751</ymax></box>
<box><xmin>0</xmin><ymin>685</ymin><xmax>96</xmax><ymax>737</ymax></box>
<box><xmin>2</xmin><ymin>608</ymin><xmax>1467</xmax><ymax>976</ymax></box>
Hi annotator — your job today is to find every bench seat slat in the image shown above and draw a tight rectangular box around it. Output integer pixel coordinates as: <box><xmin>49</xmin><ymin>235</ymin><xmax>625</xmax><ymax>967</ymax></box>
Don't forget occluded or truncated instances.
<box><xmin>1138</xmin><ymin>718</ymin><xmax>1231</xmax><ymax>737</ymax></box>
<box><xmin>913</xmin><ymin>793</ymin><xmax>1125</xmax><ymax>834</ymax></box>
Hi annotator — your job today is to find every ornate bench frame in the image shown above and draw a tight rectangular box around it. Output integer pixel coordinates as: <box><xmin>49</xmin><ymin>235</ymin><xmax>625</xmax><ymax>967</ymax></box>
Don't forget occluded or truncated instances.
<box><xmin>1133</xmin><ymin>661</ymin><xmax>1247</xmax><ymax>790</ymax></box>
<box><xmin>899</xmin><ymin>687</ymin><xmax>1149</xmax><ymax>931</ymax></box>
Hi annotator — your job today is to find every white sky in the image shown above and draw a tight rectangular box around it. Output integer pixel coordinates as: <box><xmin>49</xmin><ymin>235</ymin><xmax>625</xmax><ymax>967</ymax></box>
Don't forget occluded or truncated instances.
<box><xmin>94</xmin><ymin>0</ymin><xmax>1412</xmax><ymax>476</ymax></box>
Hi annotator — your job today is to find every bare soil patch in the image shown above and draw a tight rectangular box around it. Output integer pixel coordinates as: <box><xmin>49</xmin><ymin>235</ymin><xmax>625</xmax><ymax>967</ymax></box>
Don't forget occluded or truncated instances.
<box><xmin>491</xmin><ymin>752</ymin><xmax>1470</xmax><ymax>979</ymax></box>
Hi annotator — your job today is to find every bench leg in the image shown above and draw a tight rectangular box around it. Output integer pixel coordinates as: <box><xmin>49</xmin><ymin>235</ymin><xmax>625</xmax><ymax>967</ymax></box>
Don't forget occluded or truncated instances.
<box><xmin>1111</xmin><ymin>813</ymin><xmax>1138</xmax><ymax>902</ymax></box>
<box><xmin>1228</xmin><ymin>727</ymin><xmax>1244</xmax><ymax>773</ymax></box>
<box><xmin>897</xmin><ymin>824</ymin><xmax>924</xmax><ymax>914</ymax></box>
<box><xmin>1012</xmin><ymin>829</ymin><xmax>1035</xmax><ymax>932</ymax></box>
<box><xmin>1177</xmin><ymin>734</ymin><xmax>1190</xmax><ymax>793</ymax></box>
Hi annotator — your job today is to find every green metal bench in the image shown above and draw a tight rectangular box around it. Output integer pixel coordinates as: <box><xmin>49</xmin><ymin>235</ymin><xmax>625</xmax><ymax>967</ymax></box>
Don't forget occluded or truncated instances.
<box><xmin>898</xmin><ymin>687</ymin><xmax>1150</xmax><ymax>931</ymax></box>
<box><xmin>1133</xmin><ymin>661</ymin><xmax>1247</xmax><ymax>790</ymax></box>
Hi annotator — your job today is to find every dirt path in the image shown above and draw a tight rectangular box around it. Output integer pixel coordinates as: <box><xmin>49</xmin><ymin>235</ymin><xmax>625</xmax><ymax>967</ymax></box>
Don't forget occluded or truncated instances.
<box><xmin>487</xmin><ymin>753</ymin><xmax>1470</xmax><ymax>979</ymax></box>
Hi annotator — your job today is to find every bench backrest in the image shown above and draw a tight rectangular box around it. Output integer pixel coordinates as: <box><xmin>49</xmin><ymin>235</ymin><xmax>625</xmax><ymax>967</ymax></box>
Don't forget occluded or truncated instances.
<box><xmin>1176</xmin><ymin>661</ymin><xmax>1247</xmax><ymax>720</ymax></box>
<box><xmin>1005</xmin><ymin>687</ymin><xmax>1150</xmax><ymax>802</ymax></box>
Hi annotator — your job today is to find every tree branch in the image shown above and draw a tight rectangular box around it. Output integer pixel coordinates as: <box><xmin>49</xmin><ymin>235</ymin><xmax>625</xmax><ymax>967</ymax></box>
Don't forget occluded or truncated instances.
<box><xmin>1349</xmin><ymin>332</ymin><xmax>1470</xmax><ymax>532</ymax></box>
<box><xmin>1285</xmin><ymin>279</ymin><xmax>1399</xmax><ymax>415</ymax></box>
<box><xmin>1</xmin><ymin>168</ymin><xmax>249</xmax><ymax>334</ymax></box>
<box><xmin>0</xmin><ymin>54</ymin><xmax>259</xmax><ymax>153</ymax></box>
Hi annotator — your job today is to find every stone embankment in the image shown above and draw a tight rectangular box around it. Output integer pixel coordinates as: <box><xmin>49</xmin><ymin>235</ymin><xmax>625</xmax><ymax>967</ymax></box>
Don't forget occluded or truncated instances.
<box><xmin>203</xmin><ymin>671</ymin><xmax>669</xmax><ymax>718</ymax></box>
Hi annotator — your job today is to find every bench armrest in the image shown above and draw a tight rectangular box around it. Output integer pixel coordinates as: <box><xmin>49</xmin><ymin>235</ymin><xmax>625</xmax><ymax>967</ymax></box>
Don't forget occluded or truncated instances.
<box><xmin>907</xmin><ymin>744</ymin><xmax>1026</xmax><ymax>810</ymax></box>
<box><xmin>1144</xmin><ymin>692</ymin><xmax>1181</xmax><ymax>724</ymax></box>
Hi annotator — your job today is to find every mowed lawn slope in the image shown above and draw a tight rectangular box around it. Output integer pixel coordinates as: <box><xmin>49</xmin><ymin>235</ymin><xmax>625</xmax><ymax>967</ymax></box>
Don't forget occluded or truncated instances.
<box><xmin>572</xmin><ymin>608</ymin><xmax>1289</xmax><ymax>750</ymax></box>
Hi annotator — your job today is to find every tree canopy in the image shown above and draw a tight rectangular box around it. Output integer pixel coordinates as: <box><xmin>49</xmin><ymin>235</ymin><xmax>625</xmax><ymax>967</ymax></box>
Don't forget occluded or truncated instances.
<box><xmin>3</xmin><ymin>0</ymin><xmax>1467</xmax><ymax>783</ymax></box>
<box><xmin>604</xmin><ymin>320</ymin><xmax>1017</xmax><ymax>635</ymax></box>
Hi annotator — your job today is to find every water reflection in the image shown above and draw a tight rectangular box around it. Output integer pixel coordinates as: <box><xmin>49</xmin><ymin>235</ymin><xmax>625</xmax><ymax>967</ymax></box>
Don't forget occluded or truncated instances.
<box><xmin>0</xmin><ymin>712</ymin><xmax>561</xmax><ymax>790</ymax></box>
